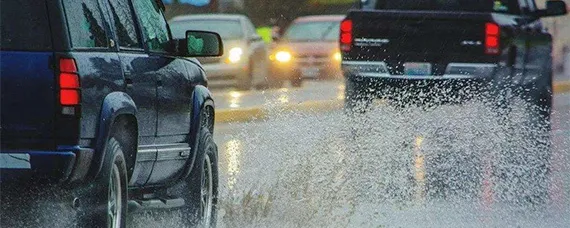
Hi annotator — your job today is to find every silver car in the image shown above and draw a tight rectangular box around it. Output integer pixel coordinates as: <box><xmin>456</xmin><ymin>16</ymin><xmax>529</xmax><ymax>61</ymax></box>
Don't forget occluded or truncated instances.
<box><xmin>170</xmin><ymin>14</ymin><xmax>268</xmax><ymax>90</ymax></box>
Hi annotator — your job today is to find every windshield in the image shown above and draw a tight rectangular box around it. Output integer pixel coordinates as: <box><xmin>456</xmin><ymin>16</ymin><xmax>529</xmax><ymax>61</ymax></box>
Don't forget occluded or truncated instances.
<box><xmin>283</xmin><ymin>21</ymin><xmax>340</xmax><ymax>42</ymax></box>
<box><xmin>170</xmin><ymin>19</ymin><xmax>244</xmax><ymax>40</ymax></box>
<box><xmin>363</xmin><ymin>0</ymin><xmax>520</xmax><ymax>14</ymax></box>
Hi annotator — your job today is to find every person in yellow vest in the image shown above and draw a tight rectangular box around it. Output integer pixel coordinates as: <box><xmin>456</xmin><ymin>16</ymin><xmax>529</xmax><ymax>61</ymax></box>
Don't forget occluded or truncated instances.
<box><xmin>256</xmin><ymin>26</ymin><xmax>272</xmax><ymax>43</ymax></box>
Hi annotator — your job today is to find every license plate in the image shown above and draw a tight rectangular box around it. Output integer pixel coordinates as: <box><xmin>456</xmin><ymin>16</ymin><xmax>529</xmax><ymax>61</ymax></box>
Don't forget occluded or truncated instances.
<box><xmin>404</xmin><ymin>62</ymin><xmax>432</xmax><ymax>76</ymax></box>
<box><xmin>0</xmin><ymin>153</ymin><xmax>31</xmax><ymax>169</ymax></box>
<box><xmin>301</xmin><ymin>67</ymin><xmax>320</xmax><ymax>78</ymax></box>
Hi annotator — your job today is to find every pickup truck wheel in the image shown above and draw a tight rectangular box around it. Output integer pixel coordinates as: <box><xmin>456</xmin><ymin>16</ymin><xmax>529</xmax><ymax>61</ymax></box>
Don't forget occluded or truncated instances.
<box><xmin>78</xmin><ymin>137</ymin><xmax>128</xmax><ymax>228</ymax></box>
<box><xmin>177</xmin><ymin>126</ymin><xmax>218</xmax><ymax>227</ymax></box>
<box><xmin>494</xmin><ymin>87</ymin><xmax>552</xmax><ymax>205</ymax></box>
<box><xmin>345</xmin><ymin>78</ymin><xmax>372</xmax><ymax>113</ymax></box>
<box><xmin>527</xmin><ymin>87</ymin><xmax>552</xmax><ymax>202</ymax></box>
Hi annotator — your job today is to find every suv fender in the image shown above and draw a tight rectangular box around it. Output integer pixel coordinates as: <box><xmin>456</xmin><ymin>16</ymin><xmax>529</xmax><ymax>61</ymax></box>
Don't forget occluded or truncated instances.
<box><xmin>88</xmin><ymin>92</ymin><xmax>138</xmax><ymax>180</ymax></box>
<box><xmin>183</xmin><ymin>85</ymin><xmax>215</xmax><ymax>180</ymax></box>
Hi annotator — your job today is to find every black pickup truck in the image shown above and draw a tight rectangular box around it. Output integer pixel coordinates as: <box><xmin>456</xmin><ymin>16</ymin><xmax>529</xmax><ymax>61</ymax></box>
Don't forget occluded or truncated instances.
<box><xmin>341</xmin><ymin>0</ymin><xmax>567</xmax><ymax>203</ymax></box>
<box><xmin>342</xmin><ymin>0</ymin><xmax>567</xmax><ymax>113</ymax></box>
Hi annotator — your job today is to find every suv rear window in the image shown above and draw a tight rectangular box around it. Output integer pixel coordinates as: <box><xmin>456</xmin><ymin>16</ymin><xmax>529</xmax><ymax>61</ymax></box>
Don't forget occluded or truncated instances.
<box><xmin>364</xmin><ymin>0</ymin><xmax>521</xmax><ymax>14</ymax></box>
<box><xmin>63</xmin><ymin>0</ymin><xmax>109</xmax><ymax>48</ymax></box>
<box><xmin>1</xmin><ymin>1</ymin><xmax>52</xmax><ymax>51</ymax></box>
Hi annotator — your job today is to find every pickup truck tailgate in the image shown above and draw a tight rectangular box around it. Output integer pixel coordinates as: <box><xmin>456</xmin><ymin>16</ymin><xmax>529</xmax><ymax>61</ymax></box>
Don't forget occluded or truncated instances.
<box><xmin>347</xmin><ymin>11</ymin><xmax>495</xmax><ymax>69</ymax></box>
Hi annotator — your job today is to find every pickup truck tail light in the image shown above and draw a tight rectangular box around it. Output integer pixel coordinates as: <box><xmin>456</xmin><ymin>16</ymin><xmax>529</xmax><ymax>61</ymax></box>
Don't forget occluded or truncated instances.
<box><xmin>340</xmin><ymin>19</ymin><xmax>353</xmax><ymax>52</ymax></box>
<box><xmin>485</xmin><ymin>23</ymin><xmax>500</xmax><ymax>55</ymax></box>
<box><xmin>59</xmin><ymin>58</ymin><xmax>80</xmax><ymax>109</ymax></box>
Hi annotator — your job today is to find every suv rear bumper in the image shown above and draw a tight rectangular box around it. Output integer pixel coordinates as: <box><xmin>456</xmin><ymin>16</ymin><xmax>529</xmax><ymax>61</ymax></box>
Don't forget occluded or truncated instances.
<box><xmin>0</xmin><ymin>146</ymin><xmax>93</xmax><ymax>185</ymax></box>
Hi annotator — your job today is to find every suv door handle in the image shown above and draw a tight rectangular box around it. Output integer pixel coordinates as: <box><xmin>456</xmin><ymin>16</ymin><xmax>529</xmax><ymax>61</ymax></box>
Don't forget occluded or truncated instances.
<box><xmin>125</xmin><ymin>78</ymin><xmax>133</xmax><ymax>89</ymax></box>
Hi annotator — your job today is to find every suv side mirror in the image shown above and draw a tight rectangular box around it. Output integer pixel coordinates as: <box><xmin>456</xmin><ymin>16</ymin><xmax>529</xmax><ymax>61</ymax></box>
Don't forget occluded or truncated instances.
<box><xmin>537</xmin><ymin>0</ymin><xmax>568</xmax><ymax>17</ymax></box>
<box><xmin>180</xmin><ymin>31</ymin><xmax>223</xmax><ymax>57</ymax></box>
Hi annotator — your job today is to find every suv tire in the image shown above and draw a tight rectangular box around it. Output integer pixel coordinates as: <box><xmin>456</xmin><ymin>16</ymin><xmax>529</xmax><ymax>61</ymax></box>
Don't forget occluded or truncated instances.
<box><xmin>173</xmin><ymin>124</ymin><xmax>219</xmax><ymax>227</ymax></box>
<box><xmin>78</xmin><ymin>137</ymin><xmax>128</xmax><ymax>228</ymax></box>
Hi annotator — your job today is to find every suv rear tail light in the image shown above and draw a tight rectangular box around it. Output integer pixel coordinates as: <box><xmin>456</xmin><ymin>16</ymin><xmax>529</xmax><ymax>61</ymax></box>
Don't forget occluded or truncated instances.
<box><xmin>485</xmin><ymin>23</ymin><xmax>500</xmax><ymax>55</ymax></box>
<box><xmin>340</xmin><ymin>19</ymin><xmax>353</xmax><ymax>52</ymax></box>
<box><xmin>58</xmin><ymin>58</ymin><xmax>80</xmax><ymax>108</ymax></box>
<box><xmin>60</xmin><ymin>89</ymin><xmax>80</xmax><ymax>105</ymax></box>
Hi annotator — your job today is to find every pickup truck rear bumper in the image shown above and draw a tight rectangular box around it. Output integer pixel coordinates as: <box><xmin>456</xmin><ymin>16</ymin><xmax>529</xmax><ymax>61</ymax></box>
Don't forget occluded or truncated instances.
<box><xmin>343</xmin><ymin>61</ymin><xmax>549</xmax><ymax>97</ymax></box>
<box><xmin>343</xmin><ymin>61</ymin><xmax>502</xmax><ymax>102</ymax></box>
<box><xmin>343</xmin><ymin>61</ymin><xmax>497</xmax><ymax>80</ymax></box>
<box><xmin>0</xmin><ymin>146</ymin><xmax>93</xmax><ymax>185</ymax></box>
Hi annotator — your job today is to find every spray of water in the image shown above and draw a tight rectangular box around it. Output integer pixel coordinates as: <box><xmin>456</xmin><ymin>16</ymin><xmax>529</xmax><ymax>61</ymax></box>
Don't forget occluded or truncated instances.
<box><xmin>1</xmin><ymin>97</ymin><xmax>567</xmax><ymax>228</ymax></box>
<box><xmin>212</xmin><ymin>99</ymin><xmax>568</xmax><ymax>228</ymax></box>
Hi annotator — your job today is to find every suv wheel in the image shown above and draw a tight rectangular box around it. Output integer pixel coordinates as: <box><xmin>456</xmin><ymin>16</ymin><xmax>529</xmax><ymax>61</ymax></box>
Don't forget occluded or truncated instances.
<box><xmin>78</xmin><ymin>137</ymin><xmax>128</xmax><ymax>228</ymax></box>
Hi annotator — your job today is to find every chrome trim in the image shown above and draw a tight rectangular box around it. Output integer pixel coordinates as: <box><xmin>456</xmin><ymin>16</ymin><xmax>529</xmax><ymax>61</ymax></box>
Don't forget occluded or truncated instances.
<box><xmin>156</xmin><ymin>143</ymin><xmax>192</xmax><ymax>161</ymax></box>
<box><xmin>354</xmin><ymin>38</ymin><xmax>390</xmax><ymax>47</ymax></box>
<box><xmin>342</xmin><ymin>61</ymin><xmax>389</xmax><ymax>75</ymax></box>
<box><xmin>445</xmin><ymin>63</ymin><xmax>497</xmax><ymax>78</ymax></box>
<box><xmin>343</xmin><ymin>61</ymin><xmax>497</xmax><ymax>80</ymax></box>
<box><xmin>137</xmin><ymin>146</ymin><xmax>157</xmax><ymax>162</ymax></box>
<box><xmin>445</xmin><ymin>63</ymin><xmax>497</xmax><ymax>68</ymax></box>
<box><xmin>342</xmin><ymin>61</ymin><xmax>386</xmax><ymax>66</ymax></box>
<box><xmin>348</xmin><ymin>73</ymin><xmax>484</xmax><ymax>80</ymax></box>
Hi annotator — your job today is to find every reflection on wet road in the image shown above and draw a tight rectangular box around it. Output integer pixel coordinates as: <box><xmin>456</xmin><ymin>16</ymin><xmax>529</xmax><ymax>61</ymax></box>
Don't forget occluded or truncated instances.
<box><xmin>212</xmin><ymin>80</ymin><xmax>345</xmax><ymax>110</ymax></box>
<box><xmin>214</xmin><ymin>92</ymin><xmax>570</xmax><ymax>227</ymax></box>
<box><xmin>225</xmin><ymin>139</ymin><xmax>242</xmax><ymax>190</ymax></box>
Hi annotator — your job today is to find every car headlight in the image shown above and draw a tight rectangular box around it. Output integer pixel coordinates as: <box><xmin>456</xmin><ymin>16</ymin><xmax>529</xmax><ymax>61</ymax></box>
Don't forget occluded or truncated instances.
<box><xmin>275</xmin><ymin>51</ymin><xmax>292</xmax><ymax>63</ymax></box>
<box><xmin>333</xmin><ymin>52</ymin><xmax>341</xmax><ymax>61</ymax></box>
<box><xmin>228</xmin><ymin>47</ymin><xmax>243</xmax><ymax>63</ymax></box>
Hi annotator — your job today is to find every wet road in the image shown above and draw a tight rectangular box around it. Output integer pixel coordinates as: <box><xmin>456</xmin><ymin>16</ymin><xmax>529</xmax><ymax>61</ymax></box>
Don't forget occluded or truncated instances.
<box><xmin>212</xmin><ymin>80</ymin><xmax>345</xmax><ymax>110</ymax></box>
<box><xmin>209</xmin><ymin>82</ymin><xmax>570</xmax><ymax>227</ymax></box>
<box><xmin>3</xmin><ymin>79</ymin><xmax>567</xmax><ymax>227</ymax></box>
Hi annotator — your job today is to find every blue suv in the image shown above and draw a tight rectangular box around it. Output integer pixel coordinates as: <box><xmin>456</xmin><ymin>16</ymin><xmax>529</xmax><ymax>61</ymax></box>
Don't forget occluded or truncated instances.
<box><xmin>1</xmin><ymin>0</ymin><xmax>222</xmax><ymax>227</ymax></box>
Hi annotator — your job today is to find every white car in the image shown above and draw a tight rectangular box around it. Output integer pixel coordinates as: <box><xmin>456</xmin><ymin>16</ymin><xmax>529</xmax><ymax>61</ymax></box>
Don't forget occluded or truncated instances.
<box><xmin>170</xmin><ymin>14</ymin><xmax>269</xmax><ymax>90</ymax></box>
